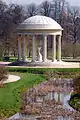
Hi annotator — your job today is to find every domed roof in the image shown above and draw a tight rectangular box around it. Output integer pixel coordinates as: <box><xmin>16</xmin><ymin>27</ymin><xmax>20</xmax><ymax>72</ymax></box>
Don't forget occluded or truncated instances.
<box><xmin>17</xmin><ymin>15</ymin><xmax>62</xmax><ymax>31</ymax></box>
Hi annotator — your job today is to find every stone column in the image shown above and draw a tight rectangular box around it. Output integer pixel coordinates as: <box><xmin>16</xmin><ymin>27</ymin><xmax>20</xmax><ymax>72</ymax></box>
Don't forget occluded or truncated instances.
<box><xmin>18</xmin><ymin>35</ymin><xmax>21</xmax><ymax>61</ymax></box>
<box><xmin>43</xmin><ymin>35</ymin><xmax>47</xmax><ymax>62</ymax></box>
<box><xmin>32</xmin><ymin>34</ymin><xmax>36</xmax><ymax>62</ymax></box>
<box><xmin>22</xmin><ymin>35</ymin><xmax>26</xmax><ymax>62</ymax></box>
<box><xmin>52</xmin><ymin>35</ymin><xmax>56</xmax><ymax>62</ymax></box>
<box><xmin>58</xmin><ymin>35</ymin><xmax>61</xmax><ymax>61</ymax></box>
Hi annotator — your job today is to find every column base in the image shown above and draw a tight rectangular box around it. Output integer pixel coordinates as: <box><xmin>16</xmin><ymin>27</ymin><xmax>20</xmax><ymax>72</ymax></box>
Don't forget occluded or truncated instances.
<box><xmin>22</xmin><ymin>56</ymin><xmax>28</xmax><ymax>62</ymax></box>
<box><xmin>52</xmin><ymin>59</ymin><xmax>57</xmax><ymax>62</ymax></box>
<box><xmin>18</xmin><ymin>59</ymin><xmax>21</xmax><ymax>62</ymax></box>
<box><xmin>18</xmin><ymin>56</ymin><xmax>21</xmax><ymax>61</ymax></box>
<box><xmin>43</xmin><ymin>58</ymin><xmax>47</xmax><ymax>62</ymax></box>
<box><xmin>57</xmin><ymin>59</ymin><xmax>62</xmax><ymax>62</ymax></box>
<box><xmin>31</xmin><ymin>59</ymin><xmax>36</xmax><ymax>62</ymax></box>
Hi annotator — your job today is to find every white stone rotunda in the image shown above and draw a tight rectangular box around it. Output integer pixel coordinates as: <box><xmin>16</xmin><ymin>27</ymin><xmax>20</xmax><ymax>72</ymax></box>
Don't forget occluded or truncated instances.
<box><xmin>16</xmin><ymin>15</ymin><xmax>63</xmax><ymax>66</ymax></box>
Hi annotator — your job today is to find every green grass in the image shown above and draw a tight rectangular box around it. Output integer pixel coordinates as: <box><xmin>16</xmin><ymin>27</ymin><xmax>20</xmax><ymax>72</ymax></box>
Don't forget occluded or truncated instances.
<box><xmin>0</xmin><ymin>72</ymin><xmax>45</xmax><ymax>117</ymax></box>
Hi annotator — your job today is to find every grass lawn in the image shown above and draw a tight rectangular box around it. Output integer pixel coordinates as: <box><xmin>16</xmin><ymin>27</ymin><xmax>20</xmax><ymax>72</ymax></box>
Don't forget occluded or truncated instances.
<box><xmin>0</xmin><ymin>72</ymin><xmax>45</xmax><ymax>117</ymax></box>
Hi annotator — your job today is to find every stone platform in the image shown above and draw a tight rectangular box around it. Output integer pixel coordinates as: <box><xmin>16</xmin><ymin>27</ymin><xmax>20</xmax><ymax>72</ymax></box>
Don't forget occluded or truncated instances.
<box><xmin>7</xmin><ymin>61</ymin><xmax>80</xmax><ymax>68</ymax></box>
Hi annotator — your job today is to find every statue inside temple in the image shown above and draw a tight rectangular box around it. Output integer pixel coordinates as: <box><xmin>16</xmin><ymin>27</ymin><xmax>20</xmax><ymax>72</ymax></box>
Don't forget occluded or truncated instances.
<box><xmin>37</xmin><ymin>47</ymin><xmax>42</xmax><ymax>62</ymax></box>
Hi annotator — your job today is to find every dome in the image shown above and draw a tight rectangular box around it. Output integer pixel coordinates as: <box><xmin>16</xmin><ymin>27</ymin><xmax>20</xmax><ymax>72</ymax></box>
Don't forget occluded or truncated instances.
<box><xmin>17</xmin><ymin>15</ymin><xmax>62</xmax><ymax>31</ymax></box>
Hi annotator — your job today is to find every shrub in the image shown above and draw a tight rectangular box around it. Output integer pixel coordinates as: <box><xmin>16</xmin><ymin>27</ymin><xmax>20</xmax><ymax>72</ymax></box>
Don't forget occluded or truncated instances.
<box><xmin>69</xmin><ymin>93</ymin><xmax>80</xmax><ymax>111</ymax></box>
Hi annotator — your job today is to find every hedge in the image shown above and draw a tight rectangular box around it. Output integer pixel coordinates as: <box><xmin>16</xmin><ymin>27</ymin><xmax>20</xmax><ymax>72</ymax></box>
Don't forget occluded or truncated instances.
<box><xmin>8</xmin><ymin>67</ymin><xmax>80</xmax><ymax>73</ymax></box>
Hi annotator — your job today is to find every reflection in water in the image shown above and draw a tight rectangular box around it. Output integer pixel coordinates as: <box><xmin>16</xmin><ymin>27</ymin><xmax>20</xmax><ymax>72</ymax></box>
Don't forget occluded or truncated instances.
<box><xmin>53</xmin><ymin>92</ymin><xmax>70</xmax><ymax>103</ymax></box>
<box><xmin>35</xmin><ymin>91</ymin><xmax>70</xmax><ymax>103</ymax></box>
<box><xmin>20</xmin><ymin>79</ymin><xmax>75</xmax><ymax>120</ymax></box>
<box><xmin>57</xmin><ymin>116</ymin><xmax>74</xmax><ymax>120</ymax></box>
<box><xmin>35</xmin><ymin>79</ymin><xmax>73</xmax><ymax>104</ymax></box>
<box><xmin>9</xmin><ymin>79</ymin><xmax>79</xmax><ymax>120</ymax></box>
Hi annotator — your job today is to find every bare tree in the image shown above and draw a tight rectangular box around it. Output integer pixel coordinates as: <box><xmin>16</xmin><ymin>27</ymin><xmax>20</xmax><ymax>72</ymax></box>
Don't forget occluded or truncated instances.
<box><xmin>0</xmin><ymin>0</ymin><xmax>80</xmax><ymax>59</ymax></box>
<box><xmin>51</xmin><ymin>0</ymin><xmax>66</xmax><ymax>23</ymax></box>
<box><xmin>69</xmin><ymin>8</ymin><xmax>80</xmax><ymax>57</ymax></box>
<box><xmin>39</xmin><ymin>0</ymin><xmax>52</xmax><ymax>17</ymax></box>
<box><xmin>26</xmin><ymin>3</ymin><xmax>37</xmax><ymax>17</ymax></box>
<box><xmin>0</xmin><ymin>3</ymin><xmax>24</xmax><ymax>58</ymax></box>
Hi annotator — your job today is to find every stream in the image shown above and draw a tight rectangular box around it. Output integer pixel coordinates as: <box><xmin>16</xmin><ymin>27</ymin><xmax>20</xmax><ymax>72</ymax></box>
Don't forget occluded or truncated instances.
<box><xmin>9</xmin><ymin>78</ymin><xmax>79</xmax><ymax>120</ymax></box>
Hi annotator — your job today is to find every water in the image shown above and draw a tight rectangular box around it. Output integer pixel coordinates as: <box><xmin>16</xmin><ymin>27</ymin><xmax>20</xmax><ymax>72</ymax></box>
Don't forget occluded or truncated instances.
<box><xmin>9</xmin><ymin>78</ymin><xmax>78</xmax><ymax>120</ymax></box>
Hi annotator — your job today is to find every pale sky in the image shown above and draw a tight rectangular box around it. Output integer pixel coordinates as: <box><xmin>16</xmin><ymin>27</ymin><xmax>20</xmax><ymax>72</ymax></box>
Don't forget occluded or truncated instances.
<box><xmin>5</xmin><ymin>0</ymin><xmax>80</xmax><ymax>6</ymax></box>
